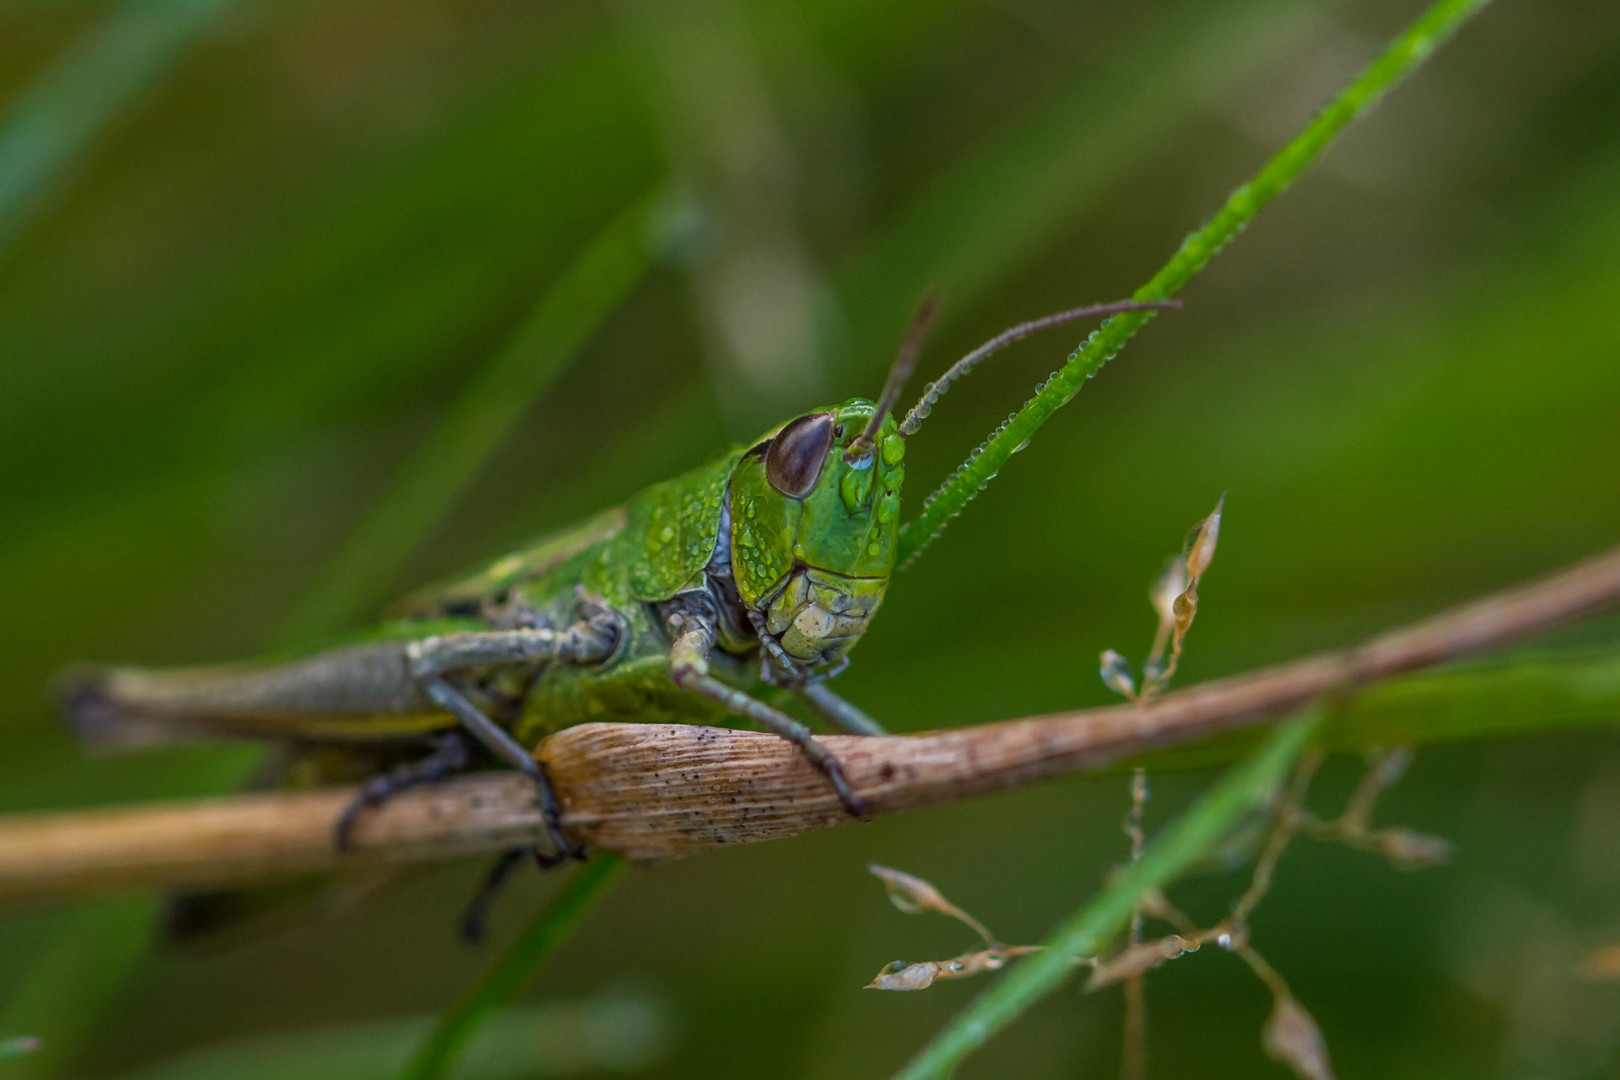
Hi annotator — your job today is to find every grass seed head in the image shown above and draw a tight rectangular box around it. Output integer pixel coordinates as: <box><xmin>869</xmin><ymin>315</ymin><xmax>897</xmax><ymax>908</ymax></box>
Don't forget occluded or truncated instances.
<box><xmin>1184</xmin><ymin>494</ymin><xmax>1224</xmax><ymax>582</ymax></box>
<box><xmin>1371</xmin><ymin>826</ymin><xmax>1452</xmax><ymax>869</ymax></box>
<box><xmin>1150</xmin><ymin>556</ymin><xmax>1188</xmax><ymax>624</ymax></box>
<box><xmin>1099</xmin><ymin>649</ymin><xmax>1137</xmax><ymax>699</ymax></box>
<box><xmin>1262</xmin><ymin>994</ymin><xmax>1335</xmax><ymax>1080</ymax></box>
<box><xmin>1085</xmin><ymin>935</ymin><xmax>1196</xmax><ymax>991</ymax></box>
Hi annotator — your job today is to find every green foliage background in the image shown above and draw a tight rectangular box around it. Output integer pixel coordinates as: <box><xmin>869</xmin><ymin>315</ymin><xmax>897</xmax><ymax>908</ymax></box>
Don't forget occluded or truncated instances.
<box><xmin>3</xmin><ymin>0</ymin><xmax>1620</xmax><ymax>1076</ymax></box>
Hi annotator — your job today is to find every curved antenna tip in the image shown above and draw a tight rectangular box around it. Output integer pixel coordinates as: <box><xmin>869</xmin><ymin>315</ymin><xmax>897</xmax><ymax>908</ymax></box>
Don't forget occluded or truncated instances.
<box><xmin>900</xmin><ymin>297</ymin><xmax>1181</xmax><ymax>437</ymax></box>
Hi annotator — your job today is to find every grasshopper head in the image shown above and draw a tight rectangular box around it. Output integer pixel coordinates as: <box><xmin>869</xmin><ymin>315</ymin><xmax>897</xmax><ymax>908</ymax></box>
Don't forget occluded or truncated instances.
<box><xmin>727</xmin><ymin>399</ymin><xmax>904</xmax><ymax>668</ymax></box>
<box><xmin>720</xmin><ymin>293</ymin><xmax>1180</xmax><ymax>673</ymax></box>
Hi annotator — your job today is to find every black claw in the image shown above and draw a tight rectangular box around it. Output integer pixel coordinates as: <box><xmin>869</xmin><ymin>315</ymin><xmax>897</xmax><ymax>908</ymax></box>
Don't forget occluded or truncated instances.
<box><xmin>457</xmin><ymin>767</ymin><xmax>586</xmax><ymax>944</ymax></box>
<box><xmin>534</xmin><ymin>759</ymin><xmax>586</xmax><ymax>862</ymax></box>
<box><xmin>533</xmin><ymin>847</ymin><xmax>570</xmax><ymax>871</ymax></box>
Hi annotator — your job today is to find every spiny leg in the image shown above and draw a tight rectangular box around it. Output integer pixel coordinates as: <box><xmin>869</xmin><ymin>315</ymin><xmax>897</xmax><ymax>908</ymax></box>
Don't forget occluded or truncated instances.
<box><xmin>419</xmin><ymin>674</ymin><xmax>583</xmax><ymax>862</ymax></box>
<box><xmin>743</xmin><ymin>611</ymin><xmax>885</xmax><ymax>735</ymax></box>
<box><xmin>668</xmin><ymin>613</ymin><xmax>869</xmax><ymax>816</ymax></box>
<box><xmin>396</xmin><ymin>623</ymin><xmax>616</xmax><ymax>863</ymax></box>
<box><xmin>799</xmin><ymin>682</ymin><xmax>888</xmax><ymax>736</ymax></box>
<box><xmin>334</xmin><ymin>731</ymin><xmax>471</xmax><ymax>851</ymax></box>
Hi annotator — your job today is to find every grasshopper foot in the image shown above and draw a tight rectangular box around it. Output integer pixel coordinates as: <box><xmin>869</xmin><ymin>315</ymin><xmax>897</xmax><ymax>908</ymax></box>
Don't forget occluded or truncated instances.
<box><xmin>533</xmin><ymin>758</ymin><xmax>588</xmax><ymax>863</ymax></box>
<box><xmin>459</xmin><ymin>829</ymin><xmax>581</xmax><ymax>945</ymax></box>
<box><xmin>416</xmin><ymin>674</ymin><xmax>585</xmax><ymax>863</ymax></box>
<box><xmin>806</xmin><ymin>740</ymin><xmax>870</xmax><ymax>817</ymax></box>
<box><xmin>333</xmin><ymin>733</ymin><xmax>470</xmax><ymax>851</ymax></box>
<box><xmin>669</xmin><ymin>619</ymin><xmax>871</xmax><ymax>818</ymax></box>
<box><xmin>460</xmin><ymin>846</ymin><xmax>533</xmax><ymax>943</ymax></box>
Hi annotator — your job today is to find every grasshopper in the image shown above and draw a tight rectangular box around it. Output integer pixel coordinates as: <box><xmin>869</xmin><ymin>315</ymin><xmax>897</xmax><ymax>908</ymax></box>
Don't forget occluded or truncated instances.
<box><xmin>58</xmin><ymin>296</ymin><xmax>1175</xmax><ymax>932</ymax></box>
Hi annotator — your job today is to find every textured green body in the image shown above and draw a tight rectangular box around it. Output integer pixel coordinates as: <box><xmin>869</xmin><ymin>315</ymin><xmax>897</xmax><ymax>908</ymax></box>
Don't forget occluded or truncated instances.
<box><xmin>389</xmin><ymin>401</ymin><xmax>908</xmax><ymax>748</ymax></box>
<box><xmin>67</xmin><ymin>400</ymin><xmax>907</xmax><ymax>760</ymax></box>
<box><xmin>511</xmin><ymin>448</ymin><xmax>754</xmax><ymax>744</ymax></box>
<box><xmin>384</xmin><ymin>446</ymin><xmax>755</xmax><ymax>747</ymax></box>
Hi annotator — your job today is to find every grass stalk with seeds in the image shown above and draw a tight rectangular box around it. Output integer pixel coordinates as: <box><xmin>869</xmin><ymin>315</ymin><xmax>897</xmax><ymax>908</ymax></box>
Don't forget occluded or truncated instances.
<box><xmin>895</xmin><ymin>710</ymin><xmax>1325</xmax><ymax>1078</ymax></box>
<box><xmin>894</xmin><ymin>1</ymin><xmax>1499</xmax><ymax>1062</ymax></box>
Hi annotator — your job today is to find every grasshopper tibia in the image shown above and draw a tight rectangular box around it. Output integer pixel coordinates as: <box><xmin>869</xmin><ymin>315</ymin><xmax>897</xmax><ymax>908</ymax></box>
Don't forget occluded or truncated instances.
<box><xmin>669</xmin><ymin>613</ymin><xmax>870</xmax><ymax>816</ymax></box>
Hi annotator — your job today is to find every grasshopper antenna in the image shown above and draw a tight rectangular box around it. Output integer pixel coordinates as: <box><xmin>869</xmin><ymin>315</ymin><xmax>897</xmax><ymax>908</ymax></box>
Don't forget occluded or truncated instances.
<box><xmin>899</xmin><ymin>297</ymin><xmax>1182</xmax><ymax>437</ymax></box>
<box><xmin>847</xmin><ymin>292</ymin><xmax>942</xmax><ymax>463</ymax></box>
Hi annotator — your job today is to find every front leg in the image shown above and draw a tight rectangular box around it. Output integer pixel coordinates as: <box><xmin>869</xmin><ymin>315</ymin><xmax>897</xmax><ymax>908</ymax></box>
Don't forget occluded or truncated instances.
<box><xmin>667</xmin><ymin>611</ymin><xmax>869</xmax><ymax>817</ymax></box>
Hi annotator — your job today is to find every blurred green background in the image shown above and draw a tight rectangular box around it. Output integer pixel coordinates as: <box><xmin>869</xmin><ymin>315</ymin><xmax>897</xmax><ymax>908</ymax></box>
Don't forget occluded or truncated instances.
<box><xmin>3</xmin><ymin>0</ymin><xmax>1620</xmax><ymax>1076</ymax></box>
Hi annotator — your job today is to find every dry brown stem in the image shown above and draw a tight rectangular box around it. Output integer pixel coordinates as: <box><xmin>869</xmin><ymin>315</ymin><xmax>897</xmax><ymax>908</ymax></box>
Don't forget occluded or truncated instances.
<box><xmin>4</xmin><ymin>543</ymin><xmax>1620</xmax><ymax>905</ymax></box>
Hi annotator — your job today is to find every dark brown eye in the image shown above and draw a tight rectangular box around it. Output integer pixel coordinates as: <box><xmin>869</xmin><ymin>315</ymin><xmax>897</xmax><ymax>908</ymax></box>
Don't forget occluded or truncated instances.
<box><xmin>765</xmin><ymin>412</ymin><xmax>834</xmax><ymax>498</ymax></box>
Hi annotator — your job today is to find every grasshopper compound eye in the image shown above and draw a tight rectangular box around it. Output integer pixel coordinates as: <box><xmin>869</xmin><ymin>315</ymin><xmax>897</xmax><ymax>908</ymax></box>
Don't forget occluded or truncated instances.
<box><xmin>766</xmin><ymin>412</ymin><xmax>835</xmax><ymax>498</ymax></box>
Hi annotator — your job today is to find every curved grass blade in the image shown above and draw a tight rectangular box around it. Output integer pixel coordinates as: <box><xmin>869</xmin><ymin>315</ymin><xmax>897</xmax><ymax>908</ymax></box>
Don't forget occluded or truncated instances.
<box><xmin>278</xmin><ymin>192</ymin><xmax>668</xmax><ymax>640</ymax></box>
<box><xmin>834</xmin><ymin>0</ymin><xmax>1315</xmax><ymax>378</ymax></box>
<box><xmin>896</xmin><ymin>0</ymin><xmax>1497</xmax><ymax>566</ymax></box>
<box><xmin>2</xmin><ymin>188</ymin><xmax>665</xmax><ymax>1080</ymax></box>
<box><xmin>893</xmin><ymin>710</ymin><xmax>1323</xmax><ymax>1079</ymax></box>
<box><xmin>402</xmin><ymin>855</ymin><xmax>626</xmax><ymax>1080</ymax></box>
<box><xmin>0</xmin><ymin>0</ymin><xmax>238</xmax><ymax>265</ymax></box>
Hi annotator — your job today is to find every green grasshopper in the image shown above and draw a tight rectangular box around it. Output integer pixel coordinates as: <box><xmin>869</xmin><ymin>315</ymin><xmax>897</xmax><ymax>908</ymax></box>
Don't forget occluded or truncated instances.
<box><xmin>59</xmin><ymin>296</ymin><xmax>1175</xmax><ymax>933</ymax></box>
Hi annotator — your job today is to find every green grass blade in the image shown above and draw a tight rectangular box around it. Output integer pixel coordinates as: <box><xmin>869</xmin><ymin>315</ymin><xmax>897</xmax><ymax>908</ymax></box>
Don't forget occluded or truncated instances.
<box><xmin>1108</xmin><ymin>646</ymin><xmax>1620</xmax><ymax>775</ymax></box>
<box><xmin>277</xmin><ymin>192</ymin><xmax>666</xmax><ymax>640</ymax></box>
<box><xmin>834</xmin><ymin>0</ymin><xmax>1316</xmax><ymax>377</ymax></box>
<box><xmin>893</xmin><ymin>710</ymin><xmax>1323</xmax><ymax>1079</ymax></box>
<box><xmin>896</xmin><ymin>0</ymin><xmax>1496</xmax><ymax>565</ymax></box>
<box><xmin>0</xmin><ymin>0</ymin><xmax>236</xmax><ymax>263</ymax></box>
<box><xmin>1330</xmin><ymin>646</ymin><xmax>1620</xmax><ymax>747</ymax></box>
<box><xmin>402</xmin><ymin>855</ymin><xmax>626</xmax><ymax>1080</ymax></box>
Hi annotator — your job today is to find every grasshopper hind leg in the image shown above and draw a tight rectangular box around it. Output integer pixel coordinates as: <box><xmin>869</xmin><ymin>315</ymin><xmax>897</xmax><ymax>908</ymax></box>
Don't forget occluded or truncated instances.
<box><xmin>415</xmin><ymin>674</ymin><xmax>583</xmax><ymax>864</ymax></box>
<box><xmin>400</xmin><ymin>624</ymin><xmax>615</xmax><ymax>862</ymax></box>
<box><xmin>389</xmin><ymin>621</ymin><xmax>627</xmax><ymax>942</ymax></box>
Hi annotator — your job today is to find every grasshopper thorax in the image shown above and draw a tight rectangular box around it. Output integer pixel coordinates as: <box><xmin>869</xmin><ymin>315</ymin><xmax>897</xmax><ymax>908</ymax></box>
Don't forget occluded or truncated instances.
<box><xmin>726</xmin><ymin>398</ymin><xmax>905</xmax><ymax>670</ymax></box>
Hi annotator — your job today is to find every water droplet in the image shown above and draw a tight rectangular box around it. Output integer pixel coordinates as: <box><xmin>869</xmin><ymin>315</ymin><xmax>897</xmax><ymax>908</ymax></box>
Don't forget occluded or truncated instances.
<box><xmin>659</xmin><ymin>526</ymin><xmax>676</xmax><ymax>543</ymax></box>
